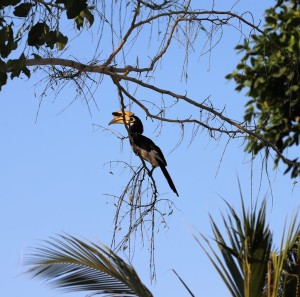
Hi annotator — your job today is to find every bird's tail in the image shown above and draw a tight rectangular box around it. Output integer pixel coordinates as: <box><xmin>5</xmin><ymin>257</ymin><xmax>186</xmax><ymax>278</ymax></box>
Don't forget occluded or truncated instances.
<box><xmin>159</xmin><ymin>164</ymin><xmax>179</xmax><ymax>196</ymax></box>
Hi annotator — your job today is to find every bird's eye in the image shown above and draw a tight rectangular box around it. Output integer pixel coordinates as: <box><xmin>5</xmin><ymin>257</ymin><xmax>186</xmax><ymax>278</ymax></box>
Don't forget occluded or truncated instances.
<box><xmin>129</xmin><ymin>117</ymin><xmax>135</xmax><ymax>122</ymax></box>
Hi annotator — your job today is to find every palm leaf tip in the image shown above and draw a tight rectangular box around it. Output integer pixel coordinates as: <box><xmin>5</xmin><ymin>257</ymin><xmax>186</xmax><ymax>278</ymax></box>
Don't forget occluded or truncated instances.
<box><xmin>198</xmin><ymin>196</ymin><xmax>274</xmax><ymax>297</ymax></box>
<box><xmin>24</xmin><ymin>234</ymin><xmax>153</xmax><ymax>297</ymax></box>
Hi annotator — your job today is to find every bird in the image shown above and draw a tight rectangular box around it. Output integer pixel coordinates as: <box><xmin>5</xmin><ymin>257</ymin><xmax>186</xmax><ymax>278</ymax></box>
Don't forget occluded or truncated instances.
<box><xmin>109</xmin><ymin>110</ymin><xmax>179</xmax><ymax>196</ymax></box>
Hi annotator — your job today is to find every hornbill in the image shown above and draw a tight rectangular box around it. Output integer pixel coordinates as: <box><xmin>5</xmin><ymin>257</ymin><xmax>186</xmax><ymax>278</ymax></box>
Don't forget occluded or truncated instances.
<box><xmin>109</xmin><ymin>111</ymin><xmax>179</xmax><ymax>196</ymax></box>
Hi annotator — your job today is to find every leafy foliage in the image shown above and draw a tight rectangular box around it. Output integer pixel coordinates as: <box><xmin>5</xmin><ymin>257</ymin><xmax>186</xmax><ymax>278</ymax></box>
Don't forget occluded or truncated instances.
<box><xmin>226</xmin><ymin>0</ymin><xmax>300</xmax><ymax>177</ymax></box>
<box><xmin>25</xmin><ymin>234</ymin><xmax>153</xmax><ymax>297</ymax></box>
<box><xmin>0</xmin><ymin>0</ymin><xmax>94</xmax><ymax>90</ymax></box>
<box><xmin>7</xmin><ymin>53</ymin><xmax>30</xmax><ymax>79</ymax></box>
<box><xmin>0</xmin><ymin>0</ymin><xmax>21</xmax><ymax>9</ymax></box>
<box><xmin>13</xmin><ymin>3</ymin><xmax>32</xmax><ymax>17</ymax></box>
<box><xmin>267</xmin><ymin>227</ymin><xmax>300</xmax><ymax>297</ymax></box>
<box><xmin>198</xmin><ymin>192</ymin><xmax>300</xmax><ymax>297</ymax></box>
<box><xmin>25</xmin><ymin>199</ymin><xmax>299</xmax><ymax>297</ymax></box>
<box><xmin>27</xmin><ymin>22</ymin><xmax>68</xmax><ymax>49</ymax></box>
<box><xmin>58</xmin><ymin>0</ymin><xmax>88</xmax><ymax>19</ymax></box>
<box><xmin>280</xmin><ymin>231</ymin><xmax>300</xmax><ymax>297</ymax></box>
<box><xmin>199</xmin><ymin>197</ymin><xmax>272</xmax><ymax>297</ymax></box>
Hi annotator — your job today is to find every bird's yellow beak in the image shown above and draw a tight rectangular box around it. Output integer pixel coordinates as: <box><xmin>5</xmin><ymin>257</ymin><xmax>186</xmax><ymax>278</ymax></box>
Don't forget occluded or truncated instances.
<box><xmin>109</xmin><ymin>110</ymin><xmax>134</xmax><ymax>125</ymax></box>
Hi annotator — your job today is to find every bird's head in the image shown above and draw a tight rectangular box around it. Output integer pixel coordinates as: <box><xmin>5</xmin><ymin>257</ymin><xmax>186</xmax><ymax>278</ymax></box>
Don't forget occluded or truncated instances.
<box><xmin>109</xmin><ymin>110</ymin><xmax>134</xmax><ymax>125</ymax></box>
<box><xmin>109</xmin><ymin>110</ymin><xmax>143</xmax><ymax>134</ymax></box>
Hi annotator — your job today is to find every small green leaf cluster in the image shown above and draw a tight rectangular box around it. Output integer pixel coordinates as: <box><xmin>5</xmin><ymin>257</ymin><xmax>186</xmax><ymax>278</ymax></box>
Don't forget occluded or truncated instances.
<box><xmin>27</xmin><ymin>22</ymin><xmax>68</xmax><ymax>49</ymax></box>
<box><xmin>226</xmin><ymin>0</ymin><xmax>300</xmax><ymax>177</ymax></box>
<box><xmin>0</xmin><ymin>0</ymin><xmax>95</xmax><ymax>90</ymax></box>
<box><xmin>56</xmin><ymin>0</ymin><xmax>94</xmax><ymax>28</ymax></box>
<box><xmin>0</xmin><ymin>26</ymin><xmax>30</xmax><ymax>89</ymax></box>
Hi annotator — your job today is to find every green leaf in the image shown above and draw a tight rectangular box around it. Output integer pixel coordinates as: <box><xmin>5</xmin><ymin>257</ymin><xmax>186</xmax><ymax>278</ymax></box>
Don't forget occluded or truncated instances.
<box><xmin>13</xmin><ymin>3</ymin><xmax>32</xmax><ymax>17</ymax></box>
<box><xmin>75</xmin><ymin>15</ymin><xmax>84</xmax><ymax>30</ymax></box>
<box><xmin>45</xmin><ymin>30</ymin><xmax>58</xmax><ymax>49</ymax></box>
<box><xmin>0</xmin><ymin>71</ymin><xmax>8</xmax><ymax>90</ymax></box>
<box><xmin>0</xmin><ymin>0</ymin><xmax>21</xmax><ymax>9</ymax></box>
<box><xmin>81</xmin><ymin>9</ymin><xmax>94</xmax><ymax>27</ymax></box>
<box><xmin>66</xmin><ymin>0</ymin><xmax>88</xmax><ymax>19</ymax></box>
<box><xmin>7</xmin><ymin>53</ymin><xmax>30</xmax><ymax>79</ymax></box>
<box><xmin>272</xmin><ymin>66</ymin><xmax>287</xmax><ymax>78</ymax></box>
<box><xmin>0</xmin><ymin>25</ymin><xmax>18</xmax><ymax>58</ymax></box>
<box><xmin>226</xmin><ymin>0</ymin><xmax>300</xmax><ymax>178</ymax></box>
<box><xmin>32</xmin><ymin>53</ymin><xmax>41</xmax><ymax>59</ymax></box>
<box><xmin>28</xmin><ymin>22</ymin><xmax>49</xmax><ymax>47</ymax></box>
<box><xmin>265</xmin><ymin>16</ymin><xmax>277</xmax><ymax>26</ymax></box>
<box><xmin>56</xmin><ymin>32</ymin><xmax>68</xmax><ymax>50</ymax></box>
<box><xmin>75</xmin><ymin>9</ymin><xmax>94</xmax><ymax>30</ymax></box>
<box><xmin>0</xmin><ymin>59</ymin><xmax>7</xmax><ymax>90</ymax></box>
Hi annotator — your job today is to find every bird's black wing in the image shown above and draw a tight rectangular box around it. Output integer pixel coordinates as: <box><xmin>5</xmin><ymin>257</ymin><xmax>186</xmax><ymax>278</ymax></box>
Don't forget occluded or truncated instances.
<box><xmin>131</xmin><ymin>133</ymin><xmax>179</xmax><ymax>196</ymax></box>
<box><xmin>131</xmin><ymin>133</ymin><xmax>167</xmax><ymax>166</ymax></box>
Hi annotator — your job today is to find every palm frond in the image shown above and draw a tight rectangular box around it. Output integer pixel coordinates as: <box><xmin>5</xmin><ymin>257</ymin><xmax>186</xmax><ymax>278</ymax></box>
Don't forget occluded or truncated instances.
<box><xmin>172</xmin><ymin>269</ymin><xmax>196</xmax><ymax>297</ymax></box>
<box><xmin>266</xmin><ymin>212</ymin><xmax>299</xmax><ymax>297</ymax></box>
<box><xmin>197</xmin><ymin>193</ymin><xmax>273</xmax><ymax>297</ymax></box>
<box><xmin>194</xmin><ymin>231</ymin><xmax>243</xmax><ymax>297</ymax></box>
<box><xmin>24</xmin><ymin>234</ymin><xmax>153</xmax><ymax>297</ymax></box>
<box><xmin>283</xmin><ymin>229</ymin><xmax>300</xmax><ymax>297</ymax></box>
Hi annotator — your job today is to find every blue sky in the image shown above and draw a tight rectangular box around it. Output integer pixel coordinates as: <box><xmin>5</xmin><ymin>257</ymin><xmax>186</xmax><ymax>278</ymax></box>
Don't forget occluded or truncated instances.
<box><xmin>1</xmin><ymin>1</ymin><xmax>299</xmax><ymax>297</ymax></box>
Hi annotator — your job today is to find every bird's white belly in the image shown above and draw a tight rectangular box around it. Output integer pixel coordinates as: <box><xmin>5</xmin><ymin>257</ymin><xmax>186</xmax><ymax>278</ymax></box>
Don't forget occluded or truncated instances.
<box><xmin>140</xmin><ymin>149</ymin><xmax>160</xmax><ymax>167</ymax></box>
<box><xmin>131</xmin><ymin>144</ymin><xmax>160</xmax><ymax>167</ymax></box>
